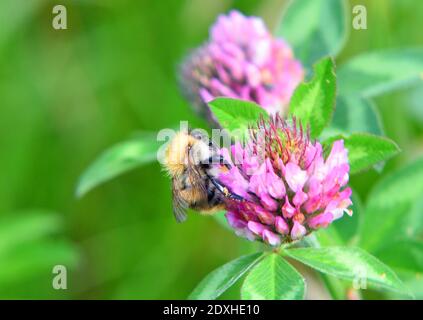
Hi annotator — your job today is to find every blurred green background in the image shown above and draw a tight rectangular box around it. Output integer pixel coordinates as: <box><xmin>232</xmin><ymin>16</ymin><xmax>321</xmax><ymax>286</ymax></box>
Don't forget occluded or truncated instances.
<box><xmin>0</xmin><ymin>0</ymin><xmax>422</xmax><ymax>299</ymax></box>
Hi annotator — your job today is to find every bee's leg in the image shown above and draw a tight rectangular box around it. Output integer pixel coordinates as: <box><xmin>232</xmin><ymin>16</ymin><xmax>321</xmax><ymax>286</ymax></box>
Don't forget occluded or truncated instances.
<box><xmin>208</xmin><ymin>176</ymin><xmax>243</xmax><ymax>201</ymax></box>
<box><xmin>207</xmin><ymin>183</ymin><xmax>223</xmax><ymax>206</ymax></box>
<box><xmin>227</xmin><ymin>192</ymin><xmax>244</xmax><ymax>201</ymax></box>
<box><xmin>208</xmin><ymin>176</ymin><xmax>224</xmax><ymax>193</ymax></box>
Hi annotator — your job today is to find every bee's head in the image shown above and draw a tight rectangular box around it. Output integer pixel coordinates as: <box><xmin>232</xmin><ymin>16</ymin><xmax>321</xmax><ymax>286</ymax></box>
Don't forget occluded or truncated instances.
<box><xmin>163</xmin><ymin>131</ymin><xmax>195</xmax><ymax>176</ymax></box>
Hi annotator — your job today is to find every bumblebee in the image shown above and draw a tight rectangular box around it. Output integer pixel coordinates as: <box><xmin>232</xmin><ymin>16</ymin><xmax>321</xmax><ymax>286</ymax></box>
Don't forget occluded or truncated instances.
<box><xmin>163</xmin><ymin>129</ymin><xmax>242</xmax><ymax>222</ymax></box>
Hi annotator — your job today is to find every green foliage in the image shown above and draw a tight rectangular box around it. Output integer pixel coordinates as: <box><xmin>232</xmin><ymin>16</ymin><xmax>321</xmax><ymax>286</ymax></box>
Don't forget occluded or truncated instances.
<box><xmin>76</xmin><ymin>132</ymin><xmax>160</xmax><ymax>197</ymax></box>
<box><xmin>331</xmin><ymin>96</ymin><xmax>384</xmax><ymax>135</ymax></box>
<box><xmin>189</xmin><ymin>253</ymin><xmax>263</xmax><ymax>300</ymax></box>
<box><xmin>323</xmin><ymin>133</ymin><xmax>400</xmax><ymax>174</ymax></box>
<box><xmin>0</xmin><ymin>211</ymin><xmax>79</xmax><ymax>293</ymax></box>
<box><xmin>276</xmin><ymin>0</ymin><xmax>349</xmax><ymax>67</ymax></box>
<box><xmin>0</xmin><ymin>0</ymin><xmax>422</xmax><ymax>300</ymax></box>
<box><xmin>289</xmin><ymin>57</ymin><xmax>336</xmax><ymax>138</ymax></box>
<box><xmin>376</xmin><ymin>240</ymin><xmax>423</xmax><ymax>275</ymax></box>
<box><xmin>0</xmin><ymin>211</ymin><xmax>61</xmax><ymax>256</ymax></box>
<box><xmin>212</xmin><ymin>211</ymin><xmax>232</xmax><ymax>231</ymax></box>
<box><xmin>377</xmin><ymin>239</ymin><xmax>423</xmax><ymax>298</ymax></box>
<box><xmin>241</xmin><ymin>253</ymin><xmax>305</xmax><ymax>300</ymax></box>
<box><xmin>359</xmin><ymin>156</ymin><xmax>423</xmax><ymax>252</ymax></box>
<box><xmin>0</xmin><ymin>0</ymin><xmax>42</xmax><ymax>50</ymax></box>
<box><xmin>0</xmin><ymin>240</ymin><xmax>77</xmax><ymax>288</ymax></box>
<box><xmin>338</xmin><ymin>48</ymin><xmax>423</xmax><ymax>97</ymax></box>
<box><xmin>208</xmin><ymin>98</ymin><xmax>269</xmax><ymax>140</ymax></box>
<box><xmin>315</xmin><ymin>225</ymin><xmax>345</xmax><ymax>247</ymax></box>
<box><xmin>285</xmin><ymin>247</ymin><xmax>410</xmax><ymax>296</ymax></box>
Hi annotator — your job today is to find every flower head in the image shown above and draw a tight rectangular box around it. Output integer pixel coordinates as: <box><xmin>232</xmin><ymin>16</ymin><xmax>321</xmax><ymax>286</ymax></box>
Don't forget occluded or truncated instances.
<box><xmin>180</xmin><ymin>10</ymin><xmax>303</xmax><ymax>123</ymax></box>
<box><xmin>219</xmin><ymin>115</ymin><xmax>352</xmax><ymax>246</ymax></box>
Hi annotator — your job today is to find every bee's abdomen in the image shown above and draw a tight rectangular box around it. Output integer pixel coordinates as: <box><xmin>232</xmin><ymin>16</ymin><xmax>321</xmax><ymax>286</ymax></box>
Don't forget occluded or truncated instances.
<box><xmin>190</xmin><ymin>178</ymin><xmax>224</xmax><ymax>213</ymax></box>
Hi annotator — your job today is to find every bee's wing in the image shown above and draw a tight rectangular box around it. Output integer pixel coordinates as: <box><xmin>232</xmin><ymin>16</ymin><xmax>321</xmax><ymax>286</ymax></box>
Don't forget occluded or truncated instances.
<box><xmin>187</xmin><ymin>150</ymin><xmax>208</xmax><ymax>198</ymax></box>
<box><xmin>172</xmin><ymin>178</ymin><xmax>188</xmax><ymax>223</ymax></box>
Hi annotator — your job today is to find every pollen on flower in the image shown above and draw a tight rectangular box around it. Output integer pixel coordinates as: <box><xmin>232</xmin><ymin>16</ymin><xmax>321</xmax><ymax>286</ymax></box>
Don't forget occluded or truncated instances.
<box><xmin>179</xmin><ymin>10</ymin><xmax>304</xmax><ymax>124</ymax></box>
<box><xmin>219</xmin><ymin>115</ymin><xmax>353</xmax><ymax>246</ymax></box>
